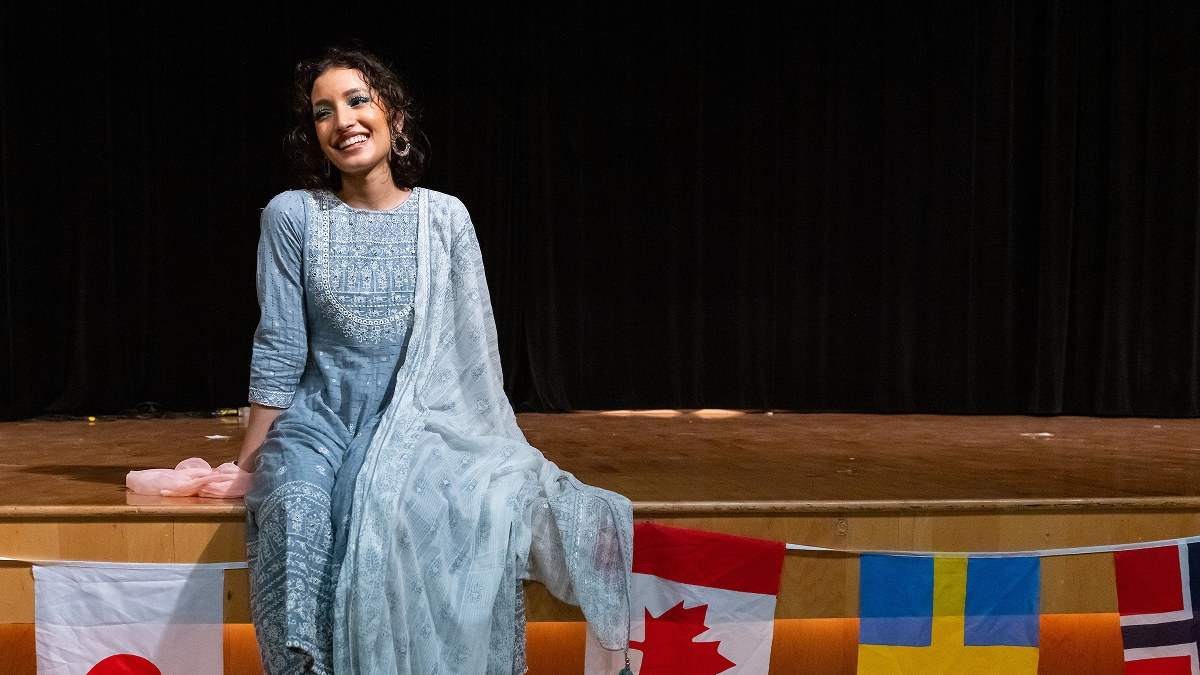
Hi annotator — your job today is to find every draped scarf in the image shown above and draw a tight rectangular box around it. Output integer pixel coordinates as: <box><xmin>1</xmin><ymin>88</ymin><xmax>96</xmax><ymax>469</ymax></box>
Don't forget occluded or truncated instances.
<box><xmin>330</xmin><ymin>190</ymin><xmax>633</xmax><ymax>673</ymax></box>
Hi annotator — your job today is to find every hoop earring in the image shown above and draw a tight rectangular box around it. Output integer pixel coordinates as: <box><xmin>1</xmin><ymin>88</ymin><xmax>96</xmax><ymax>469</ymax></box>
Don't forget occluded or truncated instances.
<box><xmin>392</xmin><ymin>133</ymin><xmax>411</xmax><ymax>158</ymax></box>
<box><xmin>322</xmin><ymin>157</ymin><xmax>334</xmax><ymax>178</ymax></box>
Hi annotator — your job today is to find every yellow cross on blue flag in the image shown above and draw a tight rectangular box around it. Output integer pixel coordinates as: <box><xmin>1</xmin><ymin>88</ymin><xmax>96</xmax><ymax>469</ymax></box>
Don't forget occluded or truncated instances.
<box><xmin>857</xmin><ymin>555</ymin><xmax>1040</xmax><ymax>674</ymax></box>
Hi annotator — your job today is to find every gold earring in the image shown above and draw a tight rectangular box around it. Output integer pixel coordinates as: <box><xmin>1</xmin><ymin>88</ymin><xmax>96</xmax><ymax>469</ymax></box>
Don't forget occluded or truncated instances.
<box><xmin>392</xmin><ymin>133</ymin><xmax>411</xmax><ymax>158</ymax></box>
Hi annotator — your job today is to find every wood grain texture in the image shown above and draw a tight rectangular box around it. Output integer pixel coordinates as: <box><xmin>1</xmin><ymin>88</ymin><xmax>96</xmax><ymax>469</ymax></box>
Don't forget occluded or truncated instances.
<box><xmin>0</xmin><ymin>517</ymin><xmax>246</xmax><ymax>623</ymax></box>
<box><xmin>1</xmin><ymin>413</ymin><xmax>1198</xmax><ymax>514</ymax></box>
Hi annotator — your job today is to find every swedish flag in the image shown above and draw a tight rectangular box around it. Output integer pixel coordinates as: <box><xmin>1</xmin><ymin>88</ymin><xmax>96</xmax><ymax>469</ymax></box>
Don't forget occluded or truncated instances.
<box><xmin>857</xmin><ymin>555</ymin><xmax>1040</xmax><ymax>674</ymax></box>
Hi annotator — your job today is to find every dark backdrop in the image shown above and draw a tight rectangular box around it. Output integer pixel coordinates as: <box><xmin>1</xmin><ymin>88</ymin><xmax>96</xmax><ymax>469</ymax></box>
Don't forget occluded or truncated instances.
<box><xmin>2</xmin><ymin>1</ymin><xmax>1199</xmax><ymax>419</ymax></box>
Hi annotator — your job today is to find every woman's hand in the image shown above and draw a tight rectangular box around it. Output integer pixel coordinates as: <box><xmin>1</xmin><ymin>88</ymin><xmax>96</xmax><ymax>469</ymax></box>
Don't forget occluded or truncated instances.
<box><xmin>126</xmin><ymin>459</ymin><xmax>253</xmax><ymax>498</ymax></box>
<box><xmin>197</xmin><ymin>464</ymin><xmax>255</xmax><ymax>499</ymax></box>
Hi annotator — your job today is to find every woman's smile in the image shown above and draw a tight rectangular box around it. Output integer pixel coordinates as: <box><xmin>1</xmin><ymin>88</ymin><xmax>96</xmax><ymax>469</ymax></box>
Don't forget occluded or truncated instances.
<box><xmin>337</xmin><ymin>134</ymin><xmax>369</xmax><ymax>150</ymax></box>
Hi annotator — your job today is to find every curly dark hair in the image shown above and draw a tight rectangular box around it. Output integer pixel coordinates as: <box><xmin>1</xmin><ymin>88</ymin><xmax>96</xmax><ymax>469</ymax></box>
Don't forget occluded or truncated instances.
<box><xmin>286</xmin><ymin>46</ymin><xmax>429</xmax><ymax>190</ymax></box>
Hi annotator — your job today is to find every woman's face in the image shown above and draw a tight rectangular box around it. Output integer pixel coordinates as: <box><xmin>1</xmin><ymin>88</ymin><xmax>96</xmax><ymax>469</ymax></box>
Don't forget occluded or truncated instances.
<box><xmin>310</xmin><ymin>67</ymin><xmax>398</xmax><ymax>180</ymax></box>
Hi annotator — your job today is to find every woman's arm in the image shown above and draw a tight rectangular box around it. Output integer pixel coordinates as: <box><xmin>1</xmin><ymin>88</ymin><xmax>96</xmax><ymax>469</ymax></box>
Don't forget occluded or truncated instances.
<box><xmin>236</xmin><ymin>403</ymin><xmax>283</xmax><ymax>470</ymax></box>
<box><xmin>191</xmin><ymin>405</ymin><xmax>277</xmax><ymax>498</ymax></box>
<box><xmin>241</xmin><ymin>193</ymin><xmax>309</xmax><ymax>471</ymax></box>
<box><xmin>247</xmin><ymin>192</ymin><xmax>309</xmax><ymax>410</ymax></box>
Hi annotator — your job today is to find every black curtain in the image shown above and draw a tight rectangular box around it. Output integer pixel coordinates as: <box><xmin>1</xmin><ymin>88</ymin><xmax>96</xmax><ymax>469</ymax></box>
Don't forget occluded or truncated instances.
<box><xmin>2</xmin><ymin>1</ymin><xmax>1198</xmax><ymax>419</ymax></box>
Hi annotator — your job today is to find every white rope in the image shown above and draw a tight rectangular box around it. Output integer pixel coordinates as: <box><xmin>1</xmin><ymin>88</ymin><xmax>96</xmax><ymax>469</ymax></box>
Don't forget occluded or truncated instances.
<box><xmin>0</xmin><ymin>555</ymin><xmax>246</xmax><ymax>569</ymax></box>
<box><xmin>785</xmin><ymin>532</ymin><xmax>1200</xmax><ymax>558</ymax></box>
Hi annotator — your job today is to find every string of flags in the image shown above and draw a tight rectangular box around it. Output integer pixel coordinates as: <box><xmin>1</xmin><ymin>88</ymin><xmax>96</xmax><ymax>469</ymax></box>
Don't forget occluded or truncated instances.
<box><xmin>12</xmin><ymin>527</ymin><xmax>1200</xmax><ymax>674</ymax></box>
<box><xmin>586</xmin><ymin>523</ymin><xmax>1200</xmax><ymax>675</ymax></box>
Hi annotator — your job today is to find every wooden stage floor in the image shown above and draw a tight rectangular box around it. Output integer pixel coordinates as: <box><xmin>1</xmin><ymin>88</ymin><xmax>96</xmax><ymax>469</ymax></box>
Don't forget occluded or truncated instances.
<box><xmin>0</xmin><ymin>411</ymin><xmax>1197</xmax><ymax>516</ymax></box>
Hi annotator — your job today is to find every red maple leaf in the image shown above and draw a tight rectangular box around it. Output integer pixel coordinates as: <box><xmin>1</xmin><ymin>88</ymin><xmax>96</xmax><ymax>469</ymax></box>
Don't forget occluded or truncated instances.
<box><xmin>630</xmin><ymin>601</ymin><xmax>736</xmax><ymax>675</ymax></box>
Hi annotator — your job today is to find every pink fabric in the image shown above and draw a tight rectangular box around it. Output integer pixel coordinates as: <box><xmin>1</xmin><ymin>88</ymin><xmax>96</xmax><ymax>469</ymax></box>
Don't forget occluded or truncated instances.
<box><xmin>125</xmin><ymin>458</ymin><xmax>253</xmax><ymax>498</ymax></box>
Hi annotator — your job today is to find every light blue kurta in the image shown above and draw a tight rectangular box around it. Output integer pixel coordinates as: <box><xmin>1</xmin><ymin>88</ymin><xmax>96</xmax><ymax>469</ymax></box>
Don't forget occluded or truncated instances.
<box><xmin>245</xmin><ymin>186</ymin><xmax>634</xmax><ymax>675</ymax></box>
<box><xmin>244</xmin><ymin>187</ymin><xmax>421</xmax><ymax>674</ymax></box>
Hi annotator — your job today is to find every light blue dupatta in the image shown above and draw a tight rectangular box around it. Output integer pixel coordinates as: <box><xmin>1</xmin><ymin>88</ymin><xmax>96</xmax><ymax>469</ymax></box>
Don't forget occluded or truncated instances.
<box><xmin>331</xmin><ymin>189</ymin><xmax>632</xmax><ymax>673</ymax></box>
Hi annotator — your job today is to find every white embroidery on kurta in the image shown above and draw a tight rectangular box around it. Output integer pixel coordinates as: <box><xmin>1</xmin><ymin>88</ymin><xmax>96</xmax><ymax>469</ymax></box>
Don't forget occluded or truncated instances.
<box><xmin>308</xmin><ymin>190</ymin><xmax>419</xmax><ymax>343</ymax></box>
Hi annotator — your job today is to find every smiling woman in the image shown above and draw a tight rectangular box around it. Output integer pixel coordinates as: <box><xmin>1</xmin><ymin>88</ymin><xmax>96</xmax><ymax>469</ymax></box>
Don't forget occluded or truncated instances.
<box><xmin>235</xmin><ymin>46</ymin><xmax>634</xmax><ymax>675</ymax></box>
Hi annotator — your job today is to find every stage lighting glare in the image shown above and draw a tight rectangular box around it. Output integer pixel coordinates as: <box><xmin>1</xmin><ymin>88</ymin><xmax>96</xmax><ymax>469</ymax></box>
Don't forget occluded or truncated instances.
<box><xmin>690</xmin><ymin>409</ymin><xmax>745</xmax><ymax>419</ymax></box>
<box><xmin>597</xmin><ymin>409</ymin><xmax>684</xmax><ymax>418</ymax></box>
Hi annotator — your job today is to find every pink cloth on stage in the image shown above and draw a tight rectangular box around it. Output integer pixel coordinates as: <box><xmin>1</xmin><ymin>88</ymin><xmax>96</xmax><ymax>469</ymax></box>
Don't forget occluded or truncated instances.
<box><xmin>126</xmin><ymin>458</ymin><xmax>252</xmax><ymax>498</ymax></box>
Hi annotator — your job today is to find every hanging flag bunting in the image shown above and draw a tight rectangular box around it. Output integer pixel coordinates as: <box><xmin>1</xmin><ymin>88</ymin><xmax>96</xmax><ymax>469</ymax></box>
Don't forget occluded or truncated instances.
<box><xmin>15</xmin><ymin>531</ymin><xmax>1200</xmax><ymax>673</ymax></box>
<box><xmin>584</xmin><ymin>522</ymin><xmax>786</xmax><ymax>675</ymax></box>
<box><xmin>34</xmin><ymin>563</ymin><xmax>224</xmax><ymax>675</ymax></box>
<box><xmin>1115</xmin><ymin>542</ymin><xmax>1200</xmax><ymax>674</ymax></box>
<box><xmin>857</xmin><ymin>555</ymin><xmax>1040</xmax><ymax>674</ymax></box>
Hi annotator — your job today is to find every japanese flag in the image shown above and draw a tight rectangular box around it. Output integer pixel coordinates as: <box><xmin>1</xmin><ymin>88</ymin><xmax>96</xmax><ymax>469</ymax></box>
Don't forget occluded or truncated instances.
<box><xmin>34</xmin><ymin>563</ymin><xmax>224</xmax><ymax>675</ymax></box>
<box><xmin>586</xmin><ymin>523</ymin><xmax>786</xmax><ymax>675</ymax></box>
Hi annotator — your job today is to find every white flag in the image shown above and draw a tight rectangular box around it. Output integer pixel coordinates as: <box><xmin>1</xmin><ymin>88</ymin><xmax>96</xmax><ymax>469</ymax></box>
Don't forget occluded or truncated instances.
<box><xmin>585</xmin><ymin>523</ymin><xmax>785</xmax><ymax>675</ymax></box>
<box><xmin>35</xmin><ymin>564</ymin><xmax>224</xmax><ymax>675</ymax></box>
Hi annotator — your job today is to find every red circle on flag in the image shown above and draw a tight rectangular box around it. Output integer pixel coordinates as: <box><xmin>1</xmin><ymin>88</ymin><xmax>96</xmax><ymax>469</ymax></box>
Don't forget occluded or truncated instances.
<box><xmin>87</xmin><ymin>654</ymin><xmax>163</xmax><ymax>675</ymax></box>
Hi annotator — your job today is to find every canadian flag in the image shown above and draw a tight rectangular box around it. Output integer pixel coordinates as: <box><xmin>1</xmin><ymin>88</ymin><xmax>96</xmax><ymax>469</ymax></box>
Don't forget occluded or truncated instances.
<box><xmin>585</xmin><ymin>523</ymin><xmax>786</xmax><ymax>675</ymax></box>
<box><xmin>34</xmin><ymin>563</ymin><xmax>224</xmax><ymax>675</ymax></box>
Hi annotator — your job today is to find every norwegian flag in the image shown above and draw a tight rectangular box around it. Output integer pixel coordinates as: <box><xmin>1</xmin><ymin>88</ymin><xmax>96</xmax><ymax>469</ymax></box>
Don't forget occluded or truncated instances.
<box><xmin>1114</xmin><ymin>542</ymin><xmax>1200</xmax><ymax>674</ymax></box>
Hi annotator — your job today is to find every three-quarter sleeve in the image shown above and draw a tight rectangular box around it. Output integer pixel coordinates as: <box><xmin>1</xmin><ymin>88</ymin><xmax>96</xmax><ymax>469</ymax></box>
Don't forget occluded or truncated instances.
<box><xmin>248</xmin><ymin>191</ymin><xmax>309</xmax><ymax>407</ymax></box>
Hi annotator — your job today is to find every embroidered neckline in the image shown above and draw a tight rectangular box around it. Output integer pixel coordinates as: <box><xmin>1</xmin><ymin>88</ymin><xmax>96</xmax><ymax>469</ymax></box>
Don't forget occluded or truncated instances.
<box><xmin>320</xmin><ymin>188</ymin><xmax>419</xmax><ymax>213</ymax></box>
<box><xmin>307</xmin><ymin>189</ymin><xmax>419</xmax><ymax>343</ymax></box>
